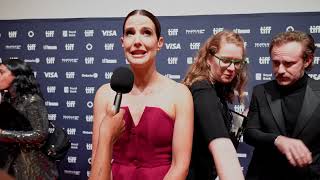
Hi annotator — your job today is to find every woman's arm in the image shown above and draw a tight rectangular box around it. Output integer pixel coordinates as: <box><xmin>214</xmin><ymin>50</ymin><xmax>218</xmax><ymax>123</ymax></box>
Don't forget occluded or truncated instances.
<box><xmin>0</xmin><ymin>95</ymin><xmax>48</xmax><ymax>144</ymax></box>
<box><xmin>164</xmin><ymin>84</ymin><xmax>194</xmax><ymax>180</ymax></box>
<box><xmin>90</xmin><ymin>109</ymin><xmax>125</xmax><ymax>180</ymax></box>
<box><xmin>209</xmin><ymin>138</ymin><xmax>244</xmax><ymax>180</ymax></box>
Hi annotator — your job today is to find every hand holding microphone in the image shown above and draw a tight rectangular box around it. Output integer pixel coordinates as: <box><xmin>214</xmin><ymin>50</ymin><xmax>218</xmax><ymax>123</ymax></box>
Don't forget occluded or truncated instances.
<box><xmin>110</xmin><ymin>67</ymin><xmax>134</xmax><ymax>113</ymax></box>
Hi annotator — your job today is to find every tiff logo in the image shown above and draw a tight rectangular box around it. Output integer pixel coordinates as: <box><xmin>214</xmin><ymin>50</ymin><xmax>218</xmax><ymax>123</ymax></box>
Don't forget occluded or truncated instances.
<box><xmin>66</xmin><ymin>72</ymin><xmax>75</xmax><ymax>79</ymax></box>
<box><xmin>309</xmin><ymin>25</ymin><xmax>320</xmax><ymax>33</ymax></box>
<box><xmin>259</xmin><ymin>57</ymin><xmax>270</xmax><ymax>64</ymax></box>
<box><xmin>84</xmin><ymin>30</ymin><xmax>94</xmax><ymax>37</ymax></box>
<box><xmin>168</xmin><ymin>29</ymin><xmax>178</xmax><ymax>36</ymax></box>
<box><xmin>67</xmin><ymin>128</ymin><xmax>76</xmax><ymax>135</ymax></box>
<box><xmin>85</xmin><ymin>57</ymin><xmax>94</xmax><ymax>64</ymax></box>
<box><xmin>167</xmin><ymin>57</ymin><xmax>178</xmax><ymax>64</ymax></box>
<box><xmin>85</xmin><ymin>87</ymin><xmax>95</xmax><ymax>94</ymax></box>
<box><xmin>27</xmin><ymin>44</ymin><xmax>36</xmax><ymax>51</ymax></box>
<box><xmin>45</xmin><ymin>30</ymin><xmax>55</xmax><ymax>37</ymax></box>
<box><xmin>46</xmin><ymin>86</ymin><xmax>56</xmax><ymax>93</ymax></box>
<box><xmin>212</xmin><ymin>28</ymin><xmax>224</xmax><ymax>35</ymax></box>
<box><xmin>234</xmin><ymin>104</ymin><xmax>245</xmax><ymax>113</ymax></box>
<box><xmin>86</xmin><ymin>115</ymin><xmax>93</xmax><ymax>122</ymax></box>
<box><xmin>65</xmin><ymin>44</ymin><xmax>75</xmax><ymax>51</ymax></box>
<box><xmin>190</xmin><ymin>42</ymin><xmax>200</xmax><ymax>50</ymax></box>
<box><xmin>104</xmin><ymin>43</ymin><xmax>114</xmax><ymax>50</ymax></box>
<box><xmin>260</xmin><ymin>26</ymin><xmax>272</xmax><ymax>34</ymax></box>
<box><xmin>314</xmin><ymin>57</ymin><xmax>320</xmax><ymax>64</ymax></box>
<box><xmin>86</xmin><ymin>143</ymin><xmax>92</xmax><ymax>150</ymax></box>
<box><xmin>8</xmin><ymin>31</ymin><xmax>17</xmax><ymax>38</ymax></box>
<box><xmin>105</xmin><ymin>72</ymin><xmax>113</xmax><ymax>79</ymax></box>
<box><xmin>48</xmin><ymin>114</ymin><xmax>57</xmax><ymax>121</ymax></box>
<box><xmin>67</xmin><ymin>156</ymin><xmax>77</xmax><ymax>163</ymax></box>
<box><xmin>46</xmin><ymin>57</ymin><xmax>55</xmax><ymax>64</ymax></box>
<box><xmin>66</xmin><ymin>101</ymin><xmax>76</xmax><ymax>108</ymax></box>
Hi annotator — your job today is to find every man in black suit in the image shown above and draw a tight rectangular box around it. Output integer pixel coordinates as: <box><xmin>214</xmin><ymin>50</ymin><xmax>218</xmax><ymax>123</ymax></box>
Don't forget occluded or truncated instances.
<box><xmin>244</xmin><ymin>31</ymin><xmax>319</xmax><ymax>180</ymax></box>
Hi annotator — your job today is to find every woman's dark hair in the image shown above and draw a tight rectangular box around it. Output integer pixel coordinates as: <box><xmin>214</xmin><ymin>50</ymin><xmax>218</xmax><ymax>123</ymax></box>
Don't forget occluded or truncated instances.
<box><xmin>1</xmin><ymin>59</ymin><xmax>43</xmax><ymax>100</ymax></box>
<box><xmin>122</xmin><ymin>9</ymin><xmax>161</xmax><ymax>39</ymax></box>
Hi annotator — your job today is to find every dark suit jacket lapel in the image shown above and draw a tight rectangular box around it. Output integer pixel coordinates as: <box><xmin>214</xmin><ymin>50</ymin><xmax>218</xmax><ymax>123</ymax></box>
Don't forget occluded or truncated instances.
<box><xmin>265</xmin><ymin>82</ymin><xmax>287</xmax><ymax>135</ymax></box>
<box><xmin>292</xmin><ymin>80</ymin><xmax>320</xmax><ymax>137</ymax></box>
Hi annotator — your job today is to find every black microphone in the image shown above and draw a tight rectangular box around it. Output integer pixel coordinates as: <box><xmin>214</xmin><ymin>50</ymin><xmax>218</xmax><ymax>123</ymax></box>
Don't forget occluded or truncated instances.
<box><xmin>110</xmin><ymin>67</ymin><xmax>134</xmax><ymax>113</ymax></box>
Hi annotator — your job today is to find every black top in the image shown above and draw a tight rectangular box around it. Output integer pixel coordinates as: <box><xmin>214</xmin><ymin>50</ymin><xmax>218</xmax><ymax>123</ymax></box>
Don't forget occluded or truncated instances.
<box><xmin>187</xmin><ymin>80</ymin><xmax>234</xmax><ymax>180</ymax></box>
<box><xmin>278</xmin><ymin>74</ymin><xmax>308</xmax><ymax>136</ymax></box>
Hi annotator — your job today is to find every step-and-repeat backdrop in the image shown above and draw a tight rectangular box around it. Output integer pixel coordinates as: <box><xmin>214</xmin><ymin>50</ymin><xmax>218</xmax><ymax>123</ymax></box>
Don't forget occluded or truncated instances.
<box><xmin>0</xmin><ymin>12</ymin><xmax>319</xmax><ymax>179</ymax></box>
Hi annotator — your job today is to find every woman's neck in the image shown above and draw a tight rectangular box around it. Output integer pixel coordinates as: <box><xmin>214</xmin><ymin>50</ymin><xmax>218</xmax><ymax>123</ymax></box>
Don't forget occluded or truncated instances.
<box><xmin>130</xmin><ymin>64</ymin><xmax>160</xmax><ymax>94</ymax></box>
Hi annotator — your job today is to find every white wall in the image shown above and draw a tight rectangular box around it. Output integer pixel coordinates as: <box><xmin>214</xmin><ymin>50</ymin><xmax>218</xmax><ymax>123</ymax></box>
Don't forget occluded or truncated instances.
<box><xmin>1</xmin><ymin>0</ymin><xmax>320</xmax><ymax>20</ymax></box>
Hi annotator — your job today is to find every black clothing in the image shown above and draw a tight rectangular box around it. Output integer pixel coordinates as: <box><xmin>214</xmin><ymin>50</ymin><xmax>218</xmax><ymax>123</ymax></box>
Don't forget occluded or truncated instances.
<box><xmin>187</xmin><ymin>80</ymin><xmax>235</xmax><ymax>180</ymax></box>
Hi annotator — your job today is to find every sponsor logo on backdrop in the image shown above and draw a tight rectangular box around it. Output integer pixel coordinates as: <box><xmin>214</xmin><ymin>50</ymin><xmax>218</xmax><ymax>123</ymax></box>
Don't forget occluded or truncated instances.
<box><xmin>45</xmin><ymin>101</ymin><xmax>59</xmax><ymax>107</ymax></box>
<box><xmin>62</xmin><ymin>58</ymin><xmax>78</xmax><ymax>63</ymax></box>
<box><xmin>24</xmin><ymin>58</ymin><xmax>40</xmax><ymax>63</ymax></box>
<box><xmin>33</xmin><ymin>72</ymin><xmax>37</xmax><ymax>78</ymax></box>
<box><xmin>101</xmin><ymin>30</ymin><xmax>117</xmax><ymax>37</ymax></box>
<box><xmin>187</xmin><ymin>57</ymin><xmax>195</xmax><ymax>64</ymax></box>
<box><xmin>234</xmin><ymin>104</ymin><xmax>245</xmax><ymax>113</ymax></box>
<box><xmin>310</xmin><ymin>25</ymin><xmax>320</xmax><ymax>33</ymax></box>
<box><xmin>28</xmin><ymin>31</ymin><xmax>34</xmax><ymax>38</ymax></box>
<box><xmin>87</xmin><ymin>171</ymin><xmax>91</xmax><ymax>177</ymax></box>
<box><xmin>233</xmin><ymin>28</ymin><xmax>251</xmax><ymax>34</ymax></box>
<box><xmin>5</xmin><ymin>45</ymin><xmax>21</xmax><ymax>50</ymax></box>
<box><xmin>255</xmin><ymin>73</ymin><xmax>272</xmax><ymax>80</ymax></box>
<box><xmin>48</xmin><ymin>114</ymin><xmax>57</xmax><ymax>121</ymax></box>
<box><xmin>260</xmin><ymin>26</ymin><xmax>272</xmax><ymax>34</ymax></box>
<box><xmin>67</xmin><ymin>128</ymin><xmax>76</xmax><ymax>135</ymax></box>
<box><xmin>85</xmin><ymin>57</ymin><xmax>94</xmax><ymax>64</ymax></box>
<box><xmin>105</xmin><ymin>72</ymin><xmax>113</xmax><ymax>79</ymax></box>
<box><xmin>165</xmin><ymin>74</ymin><xmax>181</xmax><ymax>80</ymax></box>
<box><xmin>86</xmin><ymin>43</ymin><xmax>93</xmax><ymax>51</ymax></box>
<box><xmin>259</xmin><ymin>57</ymin><xmax>270</xmax><ymax>64</ymax></box>
<box><xmin>47</xmin><ymin>86</ymin><xmax>56</xmax><ymax>93</ymax></box>
<box><xmin>44</xmin><ymin>72</ymin><xmax>58</xmax><ymax>78</ymax></box>
<box><xmin>8</xmin><ymin>31</ymin><xmax>17</xmax><ymax>38</ymax></box>
<box><xmin>186</xmin><ymin>29</ymin><xmax>205</xmax><ymax>35</ymax></box>
<box><xmin>67</xmin><ymin>156</ymin><xmax>77</xmax><ymax>163</ymax></box>
<box><xmin>286</xmin><ymin>26</ymin><xmax>295</xmax><ymax>32</ymax></box>
<box><xmin>254</xmin><ymin>43</ymin><xmax>269</xmax><ymax>48</ymax></box>
<box><xmin>308</xmin><ymin>74</ymin><xmax>320</xmax><ymax>80</ymax></box>
<box><xmin>63</xmin><ymin>115</ymin><xmax>79</xmax><ymax>120</ymax></box>
<box><xmin>65</xmin><ymin>43</ymin><xmax>75</xmax><ymax>51</ymax></box>
<box><xmin>86</xmin><ymin>115</ymin><xmax>93</xmax><ymax>122</ymax></box>
<box><xmin>88</xmin><ymin>157</ymin><xmax>92</xmax><ymax>164</ymax></box>
<box><xmin>316</xmin><ymin>43</ymin><xmax>320</xmax><ymax>48</ymax></box>
<box><xmin>245</xmin><ymin>57</ymin><xmax>250</xmax><ymax>64</ymax></box>
<box><xmin>45</xmin><ymin>30</ymin><xmax>55</xmax><ymax>37</ymax></box>
<box><xmin>81</xmin><ymin>73</ymin><xmax>98</xmax><ymax>78</ymax></box>
<box><xmin>87</xmin><ymin>101</ymin><xmax>93</xmax><ymax>108</ymax></box>
<box><xmin>63</xmin><ymin>170</ymin><xmax>80</xmax><ymax>175</ymax></box>
<box><xmin>85</xmin><ymin>87</ymin><xmax>95</xmax><ymax>94</ymax></box>
<box><xmin>63</xmin><ymin>30</ymin><xmax>77</xmax><ymax>37</ymax></box>
<box><xmin>102</xmin><ymin>58</ymin><xmax>117</xmax><ymax>64</ymax></box>
<box><xmin>43</xmin><ymin>45</ymin><xmax>57</xmax><ymax>50</ymax></box>
<box><xmin>314</xmin><ymin>57</ymin><xmax>320</xmax><ymax>64</ymax></box>
<box><xmin>212</xmin><ymin>28</ymin><xmax>224</xmax><ymax>35</ymax></box>
<box><xmin>167</xmin><ymin>57</ymin><xmax>178</xmax><ymax>64</ymax></box>
<box><xmin>190</xmin><ymin>42</ymin><xmax>200</xmax><ymax>50</ymax></box>
<box><xmin>27</xmin><ymin>44</ymin><xmax>36</xmax><ymax>51</ymax></box>
<box><xmin>82</xmin><ymin>131</ymin><xmax>92</xmax><ymax>135</ymax></box>
<box><xmin>66</xmin><ymin>72</ymin><xmax>76</xmax><ymax>79</ymax></box>
<box><xmin>86</xmin><ymin>143</ymin><xmax>92</xmax><ymax>150</ymax></box>
<box><xmin>84</xmin><ymin>30</ymin><xmax>94</xmax><ymax>37</ymax></box>
<box><xmin>71</xmin><ymin>143</ymin><xmax>79</xmax><ymax>150</ymax></box>
<box><xmin>66</xmin><ymin>101</ymin><xmax>76</xmax><ymax>108</ymax></box>
<box><xmin>104</xmin><ymin>43</ymin><xmax>114</xmax><ymax>50</ymax></box>
<box><xmin>168</xmin><ymin>29</ymin><xmax>178</xmax><ymax>36</ymax></box>
<box><xmin>165</xmin><ymin>43</ymin><xmax>181</xmax><ymax>50</ymax></box>
<box><xmin>64</xmin><ymin>86</ymin><xmax>77</xmax><ymax>94</ymax></box>
<box><xmin>46</xmin><ymin>57</ymin><xmax>55</xmax><ymax>64</ymax></box>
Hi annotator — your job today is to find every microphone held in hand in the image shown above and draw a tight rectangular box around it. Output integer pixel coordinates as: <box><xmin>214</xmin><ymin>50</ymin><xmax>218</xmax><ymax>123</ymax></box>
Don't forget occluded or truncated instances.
<box><xmin>110</xmin><ymin>67</ymin><xmax>134</xmax><ymax>113</ymax></box>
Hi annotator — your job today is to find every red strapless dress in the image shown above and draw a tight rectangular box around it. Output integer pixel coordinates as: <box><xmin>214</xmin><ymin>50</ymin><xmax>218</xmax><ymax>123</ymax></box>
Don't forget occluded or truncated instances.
<box><xmin>112</xmin><ymin>106</ymin><xmax>174</xmax><ymax>180</ymax></box>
